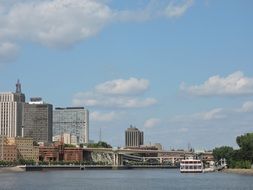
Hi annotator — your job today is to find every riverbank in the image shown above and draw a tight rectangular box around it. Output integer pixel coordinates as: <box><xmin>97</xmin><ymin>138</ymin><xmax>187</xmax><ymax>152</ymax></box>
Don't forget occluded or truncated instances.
<box><xmin>0</xmin><ymin>166</ymin><xmax>25</xmax><ymax>173</ymax></box>
<box><xmin>24</xmin><ymin>165</ymin><xmax>177</xmax><ymax>171</ymax></box>
<box><xmin>223</xmin><ymin>168</ymin><xmax>253</xmax><ymax>175</ymax></box>
<box><xmin>1</xmin><ymin>165</ymin><xmax>177</xmax><ymax>172</ymax></box>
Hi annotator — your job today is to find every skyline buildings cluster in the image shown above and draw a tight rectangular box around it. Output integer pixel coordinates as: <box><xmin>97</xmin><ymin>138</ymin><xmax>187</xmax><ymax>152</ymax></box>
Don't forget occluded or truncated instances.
<box><xmin>0</xmin><ymin>80</ymin><xmax>152</xmax><ymax>148</ymax></box>
<box><xmin>0</xmin><ymin>1</ymin><xmax>252</xmax><ymax>149</ymax></box>
<box><xmin>0</xmin><ymin>80</ymin><xmax>89</xmax><ymax>145</ymax></box>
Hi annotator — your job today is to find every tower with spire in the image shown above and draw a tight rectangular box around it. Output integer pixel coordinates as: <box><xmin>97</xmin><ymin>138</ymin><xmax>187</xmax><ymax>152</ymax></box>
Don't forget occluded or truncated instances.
<box><xmin>14</xmin><ymin>79</ymin><xmax>25</xmax><ymax>102</ymax></box>
<box><xmin>0</xmin><ymin>80</ymin><xmax>26</xmax><ymax>137</ymax></box>
<box><xmin>16</xmin><ymin>79</ymin><xmax>22</xmax><ymax>93</ymax></box>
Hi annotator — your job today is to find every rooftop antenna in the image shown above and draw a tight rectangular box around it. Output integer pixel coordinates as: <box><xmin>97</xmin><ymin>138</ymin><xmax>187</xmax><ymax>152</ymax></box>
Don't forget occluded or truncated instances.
<box><xmin>99</xmin><ymin>128</ymin><xmax>102</xmax><ymax>142</ymax></box>
<box><xmin>16</xmin><ymin>79</ymin><xmax>22</xmax><ymax>93</ymax></box>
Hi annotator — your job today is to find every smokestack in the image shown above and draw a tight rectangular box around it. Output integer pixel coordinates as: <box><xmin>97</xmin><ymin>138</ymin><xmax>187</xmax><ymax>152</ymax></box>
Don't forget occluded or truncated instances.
<box><xmin>21</xmin><ymin>126</ymin><xmax>24</xmax><ymax>138</ymax></box>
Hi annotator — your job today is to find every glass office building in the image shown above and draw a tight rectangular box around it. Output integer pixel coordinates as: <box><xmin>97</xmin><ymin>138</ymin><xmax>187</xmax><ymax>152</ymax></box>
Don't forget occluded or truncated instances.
<box><xmin>53</xmin><ymin>107</ymin><xmax>89</xmax><ymax>144</ymax></box>
<box><xmin>23</xmin><ymin>98</ymin><xmax>53</xmax><ymax>144</ymax></box>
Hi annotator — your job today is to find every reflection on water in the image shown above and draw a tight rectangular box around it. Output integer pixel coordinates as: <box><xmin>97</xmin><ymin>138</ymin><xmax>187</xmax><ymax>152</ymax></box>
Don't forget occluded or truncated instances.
<box><xmin>0</xmin><ymin>169</ymin><xmax>252</xmax><ymax>190</ymax></box>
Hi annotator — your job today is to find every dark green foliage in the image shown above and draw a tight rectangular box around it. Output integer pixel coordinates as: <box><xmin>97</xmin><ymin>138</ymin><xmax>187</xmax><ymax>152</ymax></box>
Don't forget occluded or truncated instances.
<box><xmin>18</xmin><ymin>159</ymin><xmax>35</xmax><ymax>165</ymax></box>
<box><xmin>230</xmin><ymin>160</ymin><xmax>251</xmax><ymax>169</ymax></box>
<box><xmin>87</xmin><ymin>141</ymin><xmax>112</xmax><ymax>148</ymax></box>
<box><xmin>64</xmin><ymin>144</ymin><xmax>76</xmax><ymax>148</ymax></box>
<box><xmin>0</xmin><ymin>159</ymin><xmax>36</xmax><ymax>166</ymax></box>
<box><xmin>0</xmin><ymin>160</ymin><xmax>14</xmax><ymax>166</ymax></box>
<box><xmin>236</xmin><ymin>133</ymin><xmax>253</xmax><ymax>162</ymax></box>
<box><xmin>79</xmin><ymin>144</ymin><xmax>84</xmax><ymax>148</ymax></box>
<box><xmin>213</xmin><ymin>133</ymin><xmax>253</xmax><ymax>168</ymax></box>
<box><xmin>33</xmin><ymin>141</ymin><xmax>39</xmax><ymax>146</ymax></box>
<box><xmin>213</xmin><ymin>146</ymin><xmax>234</xmax><ymax>161</ymax></box>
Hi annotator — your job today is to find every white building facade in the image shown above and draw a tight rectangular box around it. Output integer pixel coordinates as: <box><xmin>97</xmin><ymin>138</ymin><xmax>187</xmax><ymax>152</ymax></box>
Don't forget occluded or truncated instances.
<box><xmin>0</xmin><ymin>81</ymin><xmax>25</xmax><ymax>137</ymax></box>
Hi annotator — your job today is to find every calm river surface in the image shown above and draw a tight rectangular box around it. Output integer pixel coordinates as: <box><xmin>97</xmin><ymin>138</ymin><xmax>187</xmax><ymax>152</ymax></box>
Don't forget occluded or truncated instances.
<box><xmin>0</xmin><ymin>169</ymin><xmax>252</xmax><ymax>190</ymax></box>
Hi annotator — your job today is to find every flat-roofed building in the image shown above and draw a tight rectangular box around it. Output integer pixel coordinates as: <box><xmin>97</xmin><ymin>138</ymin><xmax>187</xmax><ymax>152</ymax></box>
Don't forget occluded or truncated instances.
<box><xmin>64</xmin><ymin>148</ymin><xmax>83</xmax><ymax>162</ymax></box>
<box><xmin>39</xmin><ymin>146</ymin><xmax>61</xmax><ymax>162</ymax></box>
<box><xmin>23</xmin><ymin>97</ymin><xmax>53</xmax><ymax>144</ymax></box>
<box><xmin>125</xmin><ymin>126</ymin><xmax>144</xmax><ymax>148</ymax></box>
<box><xmin>8</xmin><ymin>137</ymin><xmax>39</xmax><ymax>162</ymax></box>
<box><xmin>53</xmin><ymin>107</ymin><xmax>89</xmax><ymax>144</ymax></box>
<box><xmin>53</xmin><ymin>133</ymin><xmax>78</xmax><ymax>146</ymax></box>
<box><xmin>0</xmin><ymin>136</ymin><xmax>17</xmax><ymax>161</ymax></box>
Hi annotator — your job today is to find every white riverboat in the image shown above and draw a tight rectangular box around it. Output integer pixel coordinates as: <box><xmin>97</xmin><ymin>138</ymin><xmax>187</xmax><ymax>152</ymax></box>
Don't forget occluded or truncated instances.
<box><xmin>180</xmin><ymin>157</ymin><xmax>203</xmax><ymax>173</ymax></box>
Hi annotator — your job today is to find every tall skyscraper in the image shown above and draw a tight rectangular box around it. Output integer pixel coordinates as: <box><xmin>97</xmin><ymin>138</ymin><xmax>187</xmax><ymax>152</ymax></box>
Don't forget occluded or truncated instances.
<box><xmin>53</xmin><ymin>107</ymin><xmax>89</xmax><ymax>144</ymax></box>
<box><xmin>125</xmin><ymin>126</ymin><xmax>144</xmax><ymax>148</ymax></box>
<box><xmin>0</xmin><ymin>80</ymin><xmax>25</xmax><ymax>137</ymax></box>
<box><xmin>23</xmin><ymin>97</ymin><xmax>53</xmax><ymax>144</ymax></box>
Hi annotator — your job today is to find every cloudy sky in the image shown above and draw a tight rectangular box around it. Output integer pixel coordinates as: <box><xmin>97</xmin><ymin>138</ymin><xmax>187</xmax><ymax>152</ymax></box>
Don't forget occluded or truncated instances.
<box><xmin>0</xmin><ymin>0</ymin><xmax>253</xmax><ymax>150</ymax></box>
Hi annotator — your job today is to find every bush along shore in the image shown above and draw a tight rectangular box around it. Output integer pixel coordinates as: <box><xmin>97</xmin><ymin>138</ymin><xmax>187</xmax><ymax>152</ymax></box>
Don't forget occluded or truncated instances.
<box><xmin>213</xmin><ymin>133</ymin><xmax>253</xmax><ymax>170</ymax></box>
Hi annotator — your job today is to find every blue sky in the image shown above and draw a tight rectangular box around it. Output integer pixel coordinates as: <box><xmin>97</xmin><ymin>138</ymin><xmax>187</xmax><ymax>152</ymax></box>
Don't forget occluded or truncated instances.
<box><xmin>0</xmin><ymin>0</ymin><xmax>253</xmax><ymax>150</ymax></box>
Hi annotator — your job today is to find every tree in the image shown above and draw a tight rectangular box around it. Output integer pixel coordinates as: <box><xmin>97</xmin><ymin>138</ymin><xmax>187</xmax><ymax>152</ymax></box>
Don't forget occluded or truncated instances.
<box><xmin>97</xmin><ymin>141</ymin><xmax>112</xmax><ymax>148</ymax></box>
<box><xmin>33</xmin><ymin>141</ymin><xmax>39</xmax><ymax>146</ymax></box>
<box><xmin>87</xmin><ymin>141</ymin><xmax>112</xmax><ymax>148</ymax></box>
<box><xmin>236</xmin><ymin>133</ymin><xmax>253</xmax><ymax>162</ymax></box>
<box><xmin>213</xmin><ymin>146</ymin><xmax>234</xmax><ymax>161</ymax></box>
<box><xmin>213</xmin><ymin>133</ymin><xmax>253</xmax><ymax>168</ymax></box>
<box><xmin>64</xmin><ymin>144</ymin><xmax>76</xmax><ymax>148</ymax></box>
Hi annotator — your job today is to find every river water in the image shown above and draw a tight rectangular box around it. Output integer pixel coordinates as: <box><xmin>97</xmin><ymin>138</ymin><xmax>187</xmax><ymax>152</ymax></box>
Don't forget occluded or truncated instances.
<box><xmin>0</xmin><ymin>169</ymin><xmax>252</xmax><ymax>190</ymax></box>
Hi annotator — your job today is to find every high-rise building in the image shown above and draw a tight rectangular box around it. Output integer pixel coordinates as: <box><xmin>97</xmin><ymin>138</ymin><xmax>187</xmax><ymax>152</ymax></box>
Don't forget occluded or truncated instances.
<box><xmin>0</xmin><ymin>80</ymin><xmax>25</xmax><ymax>137</ymax></box>
<box><xmin>53</xmin><ymin>107</ymin><xmax>89</xmax><ymax>144</ymax></box>
<box><xmin>125</xmin><ymin>126</ymin><xmax>144</xmax><ymax>148</ymax></box>
<box><xmin>23</xmin><ymin>97</ymin><xmax>53</xmax><ymax>144</ymax></box>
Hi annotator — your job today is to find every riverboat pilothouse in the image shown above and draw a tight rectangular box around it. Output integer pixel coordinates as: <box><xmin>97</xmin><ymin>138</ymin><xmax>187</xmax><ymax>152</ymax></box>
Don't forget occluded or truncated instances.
<box><xmin>180</xmin><ymin>157</ymin><xmax>203</xmax><ymax>173</ymax></box>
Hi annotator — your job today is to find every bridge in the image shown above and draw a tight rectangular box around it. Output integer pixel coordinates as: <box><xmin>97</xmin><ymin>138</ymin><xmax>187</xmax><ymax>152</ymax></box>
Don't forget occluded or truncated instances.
<box><xmin>83</xmin><ymin>148</ymin><xmax>195</xmax><ymax>166</ymax></box>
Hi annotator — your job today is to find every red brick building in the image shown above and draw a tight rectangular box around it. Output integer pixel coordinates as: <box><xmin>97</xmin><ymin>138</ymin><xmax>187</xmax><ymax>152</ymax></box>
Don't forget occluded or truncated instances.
<box><xmin>39</xmin><ymin>146</ymin><xmax>61</xmax><ymax>161</ymax></box>
<box><xmin>39</xmin><ymin>144</ymin><xmax>83</xmax><ymax>162</ymax></box>
<box><xmin>64</xmin><ymin>148</ymin><xmax>83</xmax><ymax>162</ymax></box>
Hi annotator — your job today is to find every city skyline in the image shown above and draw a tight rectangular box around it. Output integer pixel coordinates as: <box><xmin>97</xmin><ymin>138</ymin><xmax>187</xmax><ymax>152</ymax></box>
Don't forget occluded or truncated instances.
<box><xmin>0</xmin><ymin>0</ymin><xmax>253</xmax><ymax>149</ymax></box>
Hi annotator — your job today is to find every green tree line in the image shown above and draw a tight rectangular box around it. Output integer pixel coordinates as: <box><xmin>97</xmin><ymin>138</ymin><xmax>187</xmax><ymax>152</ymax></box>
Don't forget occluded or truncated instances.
<box><xmin>213</xmin><ymin>133</ymin><xmax>253</xmax><ymax>169</ymax></box>
<box><xmin>81</xmin><ymin>141</ymin><xmax>112</xmax><ymax>148</ymax></box>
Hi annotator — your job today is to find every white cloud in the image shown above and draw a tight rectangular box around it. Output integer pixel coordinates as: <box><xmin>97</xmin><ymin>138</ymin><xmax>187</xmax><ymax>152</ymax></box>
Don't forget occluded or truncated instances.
<box><xmin>0</xmin><ymin>0</ymin><xmax>113</xmax><ymax>48</ymax></box>
<box><xmin>181</xmin><ymin>71</ymin><xmax>253</xmax><ymax>96</ymax></box>
<box><xmin>0</xmin><ymin>42</ymin><xmax>19</xmax><ymax>62</ymax></box>
<box><xmin>171</xmin><ymin>108</ymin><xmax>226</xmax><ymax>123</ymax></box>
<box><xmin>0</xmin><ymin>0</ymin><xmax>193</xmax><ymax>51</ymax></box>
<box><xmin>164</xmin><ymin>0</ymin><xmax>194</xmax><ymax>18</ymax></box>
<box><xmin>115</xmin><ymin>0</ymin><xmax>194</xmax><ymax>21</ymax></box>
<box><xmin>73</xmin><ymin>78</ymin><xmax>157</xmax><ymax>109</ymax></box>
<box><xmin>197</xmin><ymin>108</ymin><xmax>226</xmax><ymax>120</ymax></box>
<box><xmin>95</xmin><ymin>77</ymin><xmax>149</xmax><ymax>95</ymax></box>
<box><xmin>90</xmin><ymin>111</ymin><xmax>118</xmax><ymax>122</ymax></box>
<box><xmin>144</xmin><ymin>118</ymin><xmax>161</xmax><ymax>128</ymax></box>
<box><xmin>73</xmin><ymin>92</ymin><xmax>157</xmax><ymax>108</ymax></box>
<box><xmin>238</xmin><ymin>101</ymin><xmax>253</xmax><ymax>113</ymax></box>
<box><xmin>178</xmin><ymin>127</ymin><xmax>189</xmax><ymax>133</ymax></box>
<box><xmin>170</xmin><ymin>100</ymin><xmax>253</xmax><ymax>125</ymax></box>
